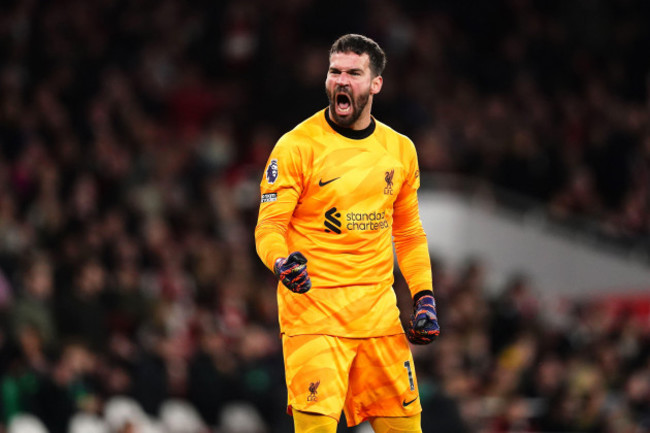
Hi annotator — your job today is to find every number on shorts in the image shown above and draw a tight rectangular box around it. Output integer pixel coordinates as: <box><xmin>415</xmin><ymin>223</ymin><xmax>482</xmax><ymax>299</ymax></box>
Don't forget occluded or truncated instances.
<box><xmin>403</xmin><ymin>360</ymin><xmax>415</xmax><ymax>391</ymax></box>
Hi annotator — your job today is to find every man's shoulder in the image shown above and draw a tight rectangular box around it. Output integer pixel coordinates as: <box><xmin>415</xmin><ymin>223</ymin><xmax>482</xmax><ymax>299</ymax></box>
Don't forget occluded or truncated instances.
<box><xmin>374</xmin><ymin>118</ymin><xmax>411</xmax><ymax>142</ymax></box>
<box><xmin>278</xmin><ymin>109</ymin><xmax>327</xmax><ymax>144</ymax></box>
<box><xmin>373</xmin><ymin>118</ymin><xmax>416</xmax><ymax>155</ymax></box>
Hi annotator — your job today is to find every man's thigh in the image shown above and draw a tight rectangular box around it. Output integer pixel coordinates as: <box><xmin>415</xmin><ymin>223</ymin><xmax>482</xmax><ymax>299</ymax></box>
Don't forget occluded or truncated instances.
<box><xmin>344</xmin><ymin>334</ymin><xmax>422</xmax><ymax>426</ymax></box>
<box><xmin>283</xmin><ymin>334</ymin><xmax>359</xmax><ymax>422</ymax></box>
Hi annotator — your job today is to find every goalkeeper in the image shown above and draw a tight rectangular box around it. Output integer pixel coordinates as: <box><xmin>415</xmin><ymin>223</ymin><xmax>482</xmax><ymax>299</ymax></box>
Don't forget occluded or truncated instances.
<box><xmin>255</xmin><ymin>34</ymin><xmax>439</xmax><ymax>433</ymax></box>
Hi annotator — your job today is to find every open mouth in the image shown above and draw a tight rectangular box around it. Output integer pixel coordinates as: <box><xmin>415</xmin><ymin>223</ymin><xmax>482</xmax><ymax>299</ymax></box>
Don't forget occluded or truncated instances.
<box><xmin>335</xmin><ymin>92</ymin><xmax>352</xmax><ymax>115</ymax></box>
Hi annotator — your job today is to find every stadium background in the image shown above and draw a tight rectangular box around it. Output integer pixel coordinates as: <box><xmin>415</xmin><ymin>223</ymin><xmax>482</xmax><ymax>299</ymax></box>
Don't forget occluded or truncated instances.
<box><xmin>1</xmin><ymin>0</ymin><xmax>650</xmax><ymax>432</ymax></box>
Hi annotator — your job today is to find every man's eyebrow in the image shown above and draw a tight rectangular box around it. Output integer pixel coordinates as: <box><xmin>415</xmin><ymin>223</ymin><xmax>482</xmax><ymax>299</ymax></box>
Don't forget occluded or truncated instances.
<box><xmin>328</xmin><ymin>67</ymin><xmax>364</xmax><ymax>74</ymax></box>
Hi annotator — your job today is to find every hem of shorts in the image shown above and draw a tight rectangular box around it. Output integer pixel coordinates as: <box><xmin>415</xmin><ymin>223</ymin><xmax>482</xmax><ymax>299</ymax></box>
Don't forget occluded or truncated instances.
<box><xmin>288</xmin><ymin>404</ymin><xmax>341</xmax><ymax>422</ymax></box>
<box><xmin>345</xmin><ymin>407</ymin><xmax>423</xmax><ymax>427</ymax></box>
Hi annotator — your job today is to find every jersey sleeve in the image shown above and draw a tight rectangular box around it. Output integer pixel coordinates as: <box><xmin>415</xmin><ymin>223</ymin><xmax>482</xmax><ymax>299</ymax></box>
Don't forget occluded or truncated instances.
<box><xmin>392</xmin><ymin>139</ymin><xmax>433</xmax><ymax>298</ymax></box>
<box><xmin>255</xmin><ymin>135</ymin><xmax>304</xmax><ymax>271</ymax></box>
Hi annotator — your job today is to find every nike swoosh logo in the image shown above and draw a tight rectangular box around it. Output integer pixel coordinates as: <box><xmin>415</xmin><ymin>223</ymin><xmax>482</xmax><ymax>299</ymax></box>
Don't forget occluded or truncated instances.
<box><xmin>318</xmin><ymin>177</ymin><xmax>340</xmax><ymax>187</ymax></box>
<box><xmin>402</xmin><ymin>397</ymin><xmax>418</xmax><ymax>407</ymax></box>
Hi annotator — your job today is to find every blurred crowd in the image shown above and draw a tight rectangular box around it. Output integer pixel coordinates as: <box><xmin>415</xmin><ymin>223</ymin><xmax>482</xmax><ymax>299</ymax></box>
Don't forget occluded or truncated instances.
<box><xmin>404</xmin><ymin>259</ymin><xmax>650</xmax><ymax>433</ymax></box>
<box><xmin>1</xmin><ymin>0</ymin><xmax>650</xmax><ymax>432</ymax></box>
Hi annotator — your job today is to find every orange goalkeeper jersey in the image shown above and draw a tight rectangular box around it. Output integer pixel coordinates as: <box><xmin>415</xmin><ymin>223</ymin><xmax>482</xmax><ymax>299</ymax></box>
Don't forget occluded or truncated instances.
<box><xmin>255</xmin><ymin>108</ymin><xmax>433</xmax><ymax>338</ymax></box>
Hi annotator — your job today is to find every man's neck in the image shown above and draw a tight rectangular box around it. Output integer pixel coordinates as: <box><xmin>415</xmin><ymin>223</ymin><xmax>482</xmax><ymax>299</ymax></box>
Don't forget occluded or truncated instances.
<box><xmin>324</xmin><ymin>108</ymin><xmax>376</xmax><ymax>140</ymax></box>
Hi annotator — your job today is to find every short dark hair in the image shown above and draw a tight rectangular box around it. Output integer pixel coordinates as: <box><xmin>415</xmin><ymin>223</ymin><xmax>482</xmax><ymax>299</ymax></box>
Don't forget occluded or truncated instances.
<box><xmin>329</xmin><ymin>34</ymin><xmax>387</xmax><ymax>77</ymax></box>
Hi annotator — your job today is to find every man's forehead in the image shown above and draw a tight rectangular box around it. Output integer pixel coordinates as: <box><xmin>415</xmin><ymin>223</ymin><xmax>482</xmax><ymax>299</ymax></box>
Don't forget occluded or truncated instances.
<box><xmin>329</xmin><ymin>51</ymin><xmax>370</xmax><ymax>69</ymax></box>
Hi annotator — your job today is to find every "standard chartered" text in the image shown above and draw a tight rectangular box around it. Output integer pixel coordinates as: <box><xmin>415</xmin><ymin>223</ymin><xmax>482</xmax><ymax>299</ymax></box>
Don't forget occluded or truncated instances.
<box><xmin>346</xmin><ymin>211</ymin><xmax>389</xmax><ymax>231</ymax></box>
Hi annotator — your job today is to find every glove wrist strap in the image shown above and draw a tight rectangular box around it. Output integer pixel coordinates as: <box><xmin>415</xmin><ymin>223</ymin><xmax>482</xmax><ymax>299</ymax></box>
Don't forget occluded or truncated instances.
<box><xmin>413</xmin><ymin>290</ymin><xmax>434</xmax><ymax>303</ymax></box>
<box><xmin>274</xmin><ymin>257</ymin><xmax>286</xmax><ymax>276</ymax></box>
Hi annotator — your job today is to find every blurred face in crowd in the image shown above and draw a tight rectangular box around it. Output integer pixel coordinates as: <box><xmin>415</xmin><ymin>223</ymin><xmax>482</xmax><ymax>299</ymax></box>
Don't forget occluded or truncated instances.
<box><xmin>326</xmin><ymin>51</ymin><xmax>382</xmax><ymax>130</ymax></box>
<box><xmin>25</xmin><ymin>260</ymin><xmax>53</xmax><ymax>299</ymax></box>
<box><xmin>77</xmin><ymin>260</ymin><xmax>106</xmax><ymax>296</ymax></box>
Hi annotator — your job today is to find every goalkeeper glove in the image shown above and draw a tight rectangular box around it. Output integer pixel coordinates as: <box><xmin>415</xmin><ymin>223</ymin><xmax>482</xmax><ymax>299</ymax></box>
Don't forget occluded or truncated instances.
<box><xmin>406</xmin><ymin>291</ymin><xmax>440</xmax><ymax>344</ymax></box>
<box><xmin>274</xmin><ymin>252</ymin><xmax>312</xmax><ymax>294</ymax></box>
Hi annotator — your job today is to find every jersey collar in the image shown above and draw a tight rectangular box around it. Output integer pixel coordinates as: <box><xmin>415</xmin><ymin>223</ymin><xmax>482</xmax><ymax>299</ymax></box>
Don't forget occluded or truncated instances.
<box><xmin>324</xmin><ymin>108</ymin><xmax>376</xmax><ymax>140</ymax></box>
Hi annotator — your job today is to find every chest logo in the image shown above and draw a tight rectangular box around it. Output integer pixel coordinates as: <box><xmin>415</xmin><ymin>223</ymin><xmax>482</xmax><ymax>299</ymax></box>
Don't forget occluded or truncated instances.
<box><xmin>319</xmin><ymin>177</ymin><xmax>340</xmax><ymax>187</ymax></box>
<box><xmin>324</xmin><ymin>207</ymin><xmax>342</xmax><ymax>234</ymax></box>
<box><xmin>384</xmin><ymin>169</ymin><xmax>395</xmax><ymax>195</ymax></box>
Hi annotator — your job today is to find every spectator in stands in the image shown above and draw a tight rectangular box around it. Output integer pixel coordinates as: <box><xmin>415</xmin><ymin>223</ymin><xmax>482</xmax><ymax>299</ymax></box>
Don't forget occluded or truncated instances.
<box><xmin>54</xmin><ymin>259</ymin><xmax>110</xmax><ymax>353</ymax></box>
<box><xmin>10</xmin><ymin>253</ymin><xmax>58</xmax><ymax>352</ymax></box>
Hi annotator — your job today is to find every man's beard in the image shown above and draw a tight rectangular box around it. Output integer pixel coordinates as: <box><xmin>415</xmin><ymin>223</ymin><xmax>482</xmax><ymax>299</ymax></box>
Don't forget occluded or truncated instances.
<box><xmin>326</xmin><ymin>87</ymin><xmax>370</xmax><ymax>128</ymax></box>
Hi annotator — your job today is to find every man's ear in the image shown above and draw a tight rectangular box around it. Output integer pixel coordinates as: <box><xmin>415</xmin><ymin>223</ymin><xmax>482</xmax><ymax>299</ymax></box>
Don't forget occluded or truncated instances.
<box><xmin>371</xmin><ymin>75</ymin><xmax>383</xmax><ymax>95</ymax></box>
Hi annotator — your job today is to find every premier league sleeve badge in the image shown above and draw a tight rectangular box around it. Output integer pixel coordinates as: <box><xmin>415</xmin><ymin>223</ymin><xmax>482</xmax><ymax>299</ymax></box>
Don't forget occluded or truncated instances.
<box><xmin>266</xmin><ymin>159</ymin><xmax>279</xmax><ymax>184</ymax></box>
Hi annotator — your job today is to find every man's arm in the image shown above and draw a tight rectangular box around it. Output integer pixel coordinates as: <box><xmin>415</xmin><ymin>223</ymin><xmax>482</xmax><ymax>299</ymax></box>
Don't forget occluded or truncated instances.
<box><xmin>392</xmin><ymin>145</ymin><xmax>440</xmax><ymax>343</ymax></box>
<box><xmin>254</xmin><ymin>137</ymin><xmax>302</xmax><ymax>270</ymax></box>
<box><xmin>255</xmin><ymin>199</ymin><xmax>294</xmax><ymax>271</ymax></box>
<box><xmin>392</xmin><ymin>183</ymin><xmax>433</xmax><ymax>298</ymax></box>
<box><xmin>255</xmin><ymin>137</ymin><xmax>311</xmax><ymax>293</ymax></box>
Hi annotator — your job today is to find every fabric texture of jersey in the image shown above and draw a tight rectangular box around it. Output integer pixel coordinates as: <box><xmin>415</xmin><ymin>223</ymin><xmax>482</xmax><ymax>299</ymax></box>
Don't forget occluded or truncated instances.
<box><xmin>283</xmin><ymin>334</ymin><xmax>422</xmax><ymax>426</ymax></box>
<box><xmin>255</xmin><ymin>108</ymin><xmax>433</xmax><ymax>338</ymax></box>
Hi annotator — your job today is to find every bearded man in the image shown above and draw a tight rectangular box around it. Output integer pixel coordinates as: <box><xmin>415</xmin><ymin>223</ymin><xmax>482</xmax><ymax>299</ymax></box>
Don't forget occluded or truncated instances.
<box><xmin>255</xmin><ymin>34</ymin><xmax>440</xmax><ymax>433</ymax></box>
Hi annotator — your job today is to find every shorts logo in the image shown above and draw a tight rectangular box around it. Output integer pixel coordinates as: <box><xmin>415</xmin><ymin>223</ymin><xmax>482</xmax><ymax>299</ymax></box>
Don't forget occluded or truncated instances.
<box><xmin>324</xmin><ymin>207</ymin><xmax>341</xmax><ymax>234</ymax></box>
<box><xmin>261</xmin><ymin>193</ymin><xmax>277</xmax><ymax>203</ymax></box>
<box><xmin>402</xmin><ymin>397</ymin><xmax>418</xmax><ymax>407</ymax></box>
<box><xmin>384</xmin><ymin>169</ymin><xmax>394</xmax><ymax>195</ymax></box>
<box><xmin>307</xmin><ymin>380</ymin><xmax>320</xmax><ymax>402</ymax></box>
<box><xmin>266</xmin><ymin>159</ymin><xmax>279</xmax><ymax>184</ymax></box>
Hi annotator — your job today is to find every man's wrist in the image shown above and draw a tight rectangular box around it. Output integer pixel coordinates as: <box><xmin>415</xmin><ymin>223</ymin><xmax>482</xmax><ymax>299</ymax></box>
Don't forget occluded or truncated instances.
<box><xmin>273</xmin><ymin>257</ymin><xmax>285</xmax><ymax>276</ymax></box>
<box><xmin>413</xmin><ymin>290</ymin><xmax>434</xmax><ymax>303</ymax></box>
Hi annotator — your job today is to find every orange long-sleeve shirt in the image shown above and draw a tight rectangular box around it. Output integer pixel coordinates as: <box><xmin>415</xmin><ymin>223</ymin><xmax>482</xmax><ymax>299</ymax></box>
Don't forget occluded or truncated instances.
<box><xmin>255</xmin><ymin>109</ymin><xmax>433</xmax><ymax>337</ymax></box>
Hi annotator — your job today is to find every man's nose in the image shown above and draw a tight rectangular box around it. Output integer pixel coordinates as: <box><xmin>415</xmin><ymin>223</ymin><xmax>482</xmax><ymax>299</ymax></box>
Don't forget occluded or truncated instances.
<box><xmin>335</xmin><ymin>73</ymin><xmax>350</xmax><ymax>86</ymax></box>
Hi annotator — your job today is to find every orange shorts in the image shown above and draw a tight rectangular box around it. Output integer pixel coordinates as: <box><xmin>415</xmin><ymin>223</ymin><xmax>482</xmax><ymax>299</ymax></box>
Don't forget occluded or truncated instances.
<box><xmin>282</xmin><ymin>333</ymin><xmax>422</xmax><ymax>427</ymax></box>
